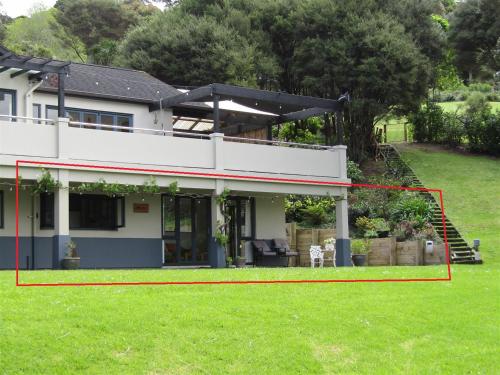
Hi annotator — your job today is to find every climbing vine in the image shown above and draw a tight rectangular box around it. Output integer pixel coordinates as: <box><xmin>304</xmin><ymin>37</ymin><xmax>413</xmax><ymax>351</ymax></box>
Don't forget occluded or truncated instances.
<box><xmin>32</xmin><ymin>169</ymin><xmax>62</xmax><ymax>195</ymax></box>
<box><xmin>215</xmin><ymin>188</ymin><xmax>232</xmax><ymax>260</ymax></box>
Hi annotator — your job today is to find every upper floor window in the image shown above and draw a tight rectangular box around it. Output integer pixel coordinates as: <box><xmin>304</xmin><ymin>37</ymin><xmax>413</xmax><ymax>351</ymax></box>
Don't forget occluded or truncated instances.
<box><xmin>33</xmin><ymin>103</ymin><xmax>41</xmax><ymax>124</ymax></box>
<box><xmin>46</xmin><ymin>106</ymin><xmax>133</xmax><ymax>132</ymax></box>
<box><xmin>0</xmin><ymin>89</ymin><xmax>16</xmax><ymax>122</ymax></box>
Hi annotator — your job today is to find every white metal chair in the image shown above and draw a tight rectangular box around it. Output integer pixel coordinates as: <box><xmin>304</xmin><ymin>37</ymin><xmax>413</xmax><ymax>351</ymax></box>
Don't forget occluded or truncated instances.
<box><xmin>309</xmin><ymin>246</ymin><xmax>324</xmax><ymax>268</ymax></box>
<box><xmin>324</xmin><ymin>243</ymin><xmax>336</xmax><ymax>267</ymax></box>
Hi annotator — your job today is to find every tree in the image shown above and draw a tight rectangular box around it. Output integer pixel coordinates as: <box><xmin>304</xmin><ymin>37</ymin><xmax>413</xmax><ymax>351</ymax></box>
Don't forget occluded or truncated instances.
<box><xmin>54</xmin><ymin>0</ymin><xmax>158</xmax><ymax>62</ymax></box>
<box><xmin>449</xmin><ymin>0</ymin><xmax>500</xmax><ymax>81</ymax></box>
<box><xmin>117</xmin><ymin>9</ymin><xmax>258</xmax><ymax>86</ymax></box>
<box><xmin>3</xmin><ymin>6</ymin><xmax>86</xmax><ymax>61</ymax></box>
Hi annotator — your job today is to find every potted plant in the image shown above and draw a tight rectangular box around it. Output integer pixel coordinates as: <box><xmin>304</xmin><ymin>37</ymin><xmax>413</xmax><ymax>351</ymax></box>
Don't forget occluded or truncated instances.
<box><xmin>226</xmin><ymin>256</ymin><xmax>233</xmax><ymax>268</ymax></box>
<box><xmin>234</xmin><ymin>240</ymin><xmax>246</xmax><ymax>267</ymax></box>
<box><xmin>62</xmin><ymin>240</ymin><xmax>80</xmax><ymax>270</ymax></box>
<box><xmin>235</xmin><ymin>256</ymin><xmax>246</xmax><ymax>268</ymax></box>
<box><xmin>351</xmin><ymin>238</ymin><xmax>371</xmax><ymax>266</ymax></box>
<box><xmin>323</xmin><ymin>237</ymin><xmax>335</xmax><ymax>252</ymax></box>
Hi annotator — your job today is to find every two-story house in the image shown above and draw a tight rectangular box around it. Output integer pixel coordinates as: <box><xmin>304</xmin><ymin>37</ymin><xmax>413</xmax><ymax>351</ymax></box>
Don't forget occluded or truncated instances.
<box><xmin>0</xmin><ymin>46</ymin><xmax>351</xmax><ymax>269</ymax></box>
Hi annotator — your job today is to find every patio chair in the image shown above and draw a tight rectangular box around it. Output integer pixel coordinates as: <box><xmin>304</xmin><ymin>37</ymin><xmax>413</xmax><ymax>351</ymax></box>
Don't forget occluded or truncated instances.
<box><xmin>272</xmin><ymin>238</ymin><xmax>300</xmax><ymax>266</ymax></box>
<box><xmin>309</xmin><ymin>245</ymin><xmax>324</xmax><ymax>268</ymax></box>
<box><xmin>251</xmin><ymin>240</ymin><xmax>277</xmax><ymax>266</ymax></box>
<box><xmin>323</xmin><ymin>243</ymin><xmax>336</xmax><ymax>267</ymax></box>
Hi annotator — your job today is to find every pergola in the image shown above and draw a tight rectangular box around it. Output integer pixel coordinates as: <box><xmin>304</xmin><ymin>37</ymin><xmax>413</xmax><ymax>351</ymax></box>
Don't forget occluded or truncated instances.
<box><xmin>0</xmin><ymin>47</ymin><xmax>70</xmax><ymax>117</ymax></box>
<box><xmin>151</xmin><ymin>83</ymin><xmax>349</xmax><ymax>144</ymax></box>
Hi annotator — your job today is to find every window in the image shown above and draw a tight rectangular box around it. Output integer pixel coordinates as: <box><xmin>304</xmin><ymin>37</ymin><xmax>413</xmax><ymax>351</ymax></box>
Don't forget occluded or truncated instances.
<box><xmin>0</xmin><ymin>89</ymin><xmax>16</xmax><ymax>122</ymax></box>
<box><xmin>32</xmin><ymin>104</ymin><xmax>41</xmax><ymax>124</ymax></box>
<box><xmin>69</xmin><ymin>194</ymin><xmax>124</xmax><ymax>230</ymax></box>
<box><xmin>46</xmin><ymin>106</ymin><xmax>133</xmax><ymax>131</ymax></box>
<box><xmin>40</xmin><ymin>193</ymin><xmax>54</xmax><ymax>229</ymax></box>
<box><xmin>0</xmin><ymin>191</ymin><xmax>4</xmax><ymax>229</ymax></box>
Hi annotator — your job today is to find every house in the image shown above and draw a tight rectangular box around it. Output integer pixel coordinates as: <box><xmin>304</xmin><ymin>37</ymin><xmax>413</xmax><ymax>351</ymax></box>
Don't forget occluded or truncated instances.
<box><xmin>0</xmin><ymin>46</ymin><xmax>351</xmax><ymax>269</ymax></box>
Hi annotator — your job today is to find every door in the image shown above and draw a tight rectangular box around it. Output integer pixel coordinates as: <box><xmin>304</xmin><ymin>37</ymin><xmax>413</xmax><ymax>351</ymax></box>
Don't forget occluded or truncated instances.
<box><xmin>162</xmin><ymin>195</ymin><xmax>210</xmax><ymax>265</ymax></box>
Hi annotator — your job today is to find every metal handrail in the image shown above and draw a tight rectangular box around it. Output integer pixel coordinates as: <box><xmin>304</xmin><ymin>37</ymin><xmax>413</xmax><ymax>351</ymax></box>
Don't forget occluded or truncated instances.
<box><xmin>0</xmin><ymin>115</ymin><xmax>332</xmax><ymax>149</ymax></box>
<box><xmin>0</xmin><ymin>114</ymin><xmax>56</xmax><ymax>123</ymax></box>
<box><xmin>222</xmin><ymin>135</ymin><xmax>334</xmax><ymax>150</ymax></box>
<box><xmin>67</xmin><ymin>121</ymin><xmax>211</xmax><ymax>140</ymax></box>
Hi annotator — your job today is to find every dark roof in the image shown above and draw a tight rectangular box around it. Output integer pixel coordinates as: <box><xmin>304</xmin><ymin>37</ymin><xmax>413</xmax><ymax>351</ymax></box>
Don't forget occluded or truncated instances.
<box><xmin>38</xmin><ymin>63</ymin><xmax>181</xmax><ymax>103</ymax></box>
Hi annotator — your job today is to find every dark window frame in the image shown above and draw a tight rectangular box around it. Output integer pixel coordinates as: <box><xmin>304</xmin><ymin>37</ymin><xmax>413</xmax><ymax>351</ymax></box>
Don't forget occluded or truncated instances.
<box><xmin>46</xmin><ymin>105</ymin><xmax>133</xmax><ymax>131</ymax></box>
<box><xmin>0</xmin><ymin>190</ymin><xmax>4</xmax><ymax>229</ymax></box>
<box><xmin>69</xmin><ymin>193</ymin><xmax>125</xmax><ymax>230</ymax></box>
<box><xmin>40</xmin><ymin>192</ymin><xmax>55</xmax><ymax>229</ymax></box>
<box><xmin>0</xmin><ymin>88</ymin><xmax>17</xmax><ymax>121</ymax></box>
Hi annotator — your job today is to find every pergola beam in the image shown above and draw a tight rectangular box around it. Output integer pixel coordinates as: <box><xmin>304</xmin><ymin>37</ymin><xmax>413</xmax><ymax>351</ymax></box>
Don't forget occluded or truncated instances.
<box><xmin>279</xmin><ymin>107</ymin><xmax>332</xmax><ymax>122</ymax></box>
<box><xmin>211</xmin><ymin>83</ymin><xmax>340</xmax><ymax>111</ymax></box>
<box><xmin>155</xmin><ymin>85</ymin><xmax>214</xmax><ymax>109</ymax></box>
<box><xmin>10</xmin><ymin>69</ymin><xmax>29</xmax><ymax>78</ymax></box>
<box><xmin>0</xmin><ymin>57</ymin><xmax>69</xmax><ymax>74</ymax></box>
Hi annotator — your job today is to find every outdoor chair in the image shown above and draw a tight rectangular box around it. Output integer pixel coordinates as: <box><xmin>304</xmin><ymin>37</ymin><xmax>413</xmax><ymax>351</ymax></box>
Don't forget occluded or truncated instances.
<box><xmin>309</xmin><ymin>245</ymin><xmax>324</xmax><ymax>268</ymax></box>
<box><xmin>323</xmin><ymin>243</ymin><xmax>336</xmax><ymax>267</ymax></box>
<box><xmin>251</xmin><ymin>240</ymin><xmax>277</xmax><ymax>266</ymax></box>
<box><xmin>272</xmin><ymin>238</ymin><xmax>300</xmax><ymax>266</ymax></box>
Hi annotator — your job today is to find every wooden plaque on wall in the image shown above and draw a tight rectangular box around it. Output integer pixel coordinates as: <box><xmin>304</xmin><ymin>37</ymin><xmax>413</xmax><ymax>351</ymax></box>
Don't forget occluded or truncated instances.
<box><xmin>133</xmin><ymin>203</ymin><xmax>149</xmax><ymax>213</ymax></box>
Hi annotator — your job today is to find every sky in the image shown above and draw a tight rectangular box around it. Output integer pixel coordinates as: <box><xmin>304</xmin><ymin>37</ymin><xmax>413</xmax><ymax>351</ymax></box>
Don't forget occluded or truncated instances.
<box><xmin>1</xmin><ymin>0</ymin><xmax>56</xmax><ymax>17</ymax></box>
<box><xmin>1</xmin><ymin>0</ymin><xmax>164</xmax><ymax>18</ymax></box>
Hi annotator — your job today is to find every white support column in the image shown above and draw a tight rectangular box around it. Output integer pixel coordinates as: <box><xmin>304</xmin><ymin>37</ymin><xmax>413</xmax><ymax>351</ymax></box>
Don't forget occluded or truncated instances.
<box><xmin>209</xmin><ymin>132</ymin><xmax>226</xmax><ymax>267</ymax></box>
<box><xmin>335</xmin><ymin>189</ymin><xmax>351</xmax><ymax>266</ymax></box>
<box><xmin>52</xmin><ymin>169</ymin><xmax>70</xmax><ymax>268</ymax></box>
<box><xmin>57</xmin><ymin>117</ymin><xmax>70</xmax><ymax>159</ymax></box>
<box><xmin>331</xmin><ymin>145</ymin><xmax>348</xmax><ymax>178</ymax></box>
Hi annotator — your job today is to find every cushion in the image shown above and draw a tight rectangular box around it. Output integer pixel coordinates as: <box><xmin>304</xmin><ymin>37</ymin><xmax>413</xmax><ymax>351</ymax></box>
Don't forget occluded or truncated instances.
<box><xmin>252</xmin><ymin>240</ymin><xmax>272</xmax><ymax>253</ymax></box>
<box><xmin>273</xmin><ymin>239</ymin><xmax>290</xmax><ymax>252</ymax></box>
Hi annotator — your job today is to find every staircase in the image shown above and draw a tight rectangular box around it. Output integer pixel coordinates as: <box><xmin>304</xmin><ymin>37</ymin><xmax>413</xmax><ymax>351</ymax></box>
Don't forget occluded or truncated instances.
<box><xmin>377</xmin><ymin>144</ymin><xmax>480</xmax><ymax>264</ymax></box>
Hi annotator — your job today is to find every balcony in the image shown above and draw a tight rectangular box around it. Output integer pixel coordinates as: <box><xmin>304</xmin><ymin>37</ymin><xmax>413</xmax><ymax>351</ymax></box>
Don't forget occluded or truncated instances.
<box><xmin>0</xmin><ymin>116</ymin><xmax>348</xmax><ymax>194</ymax></box>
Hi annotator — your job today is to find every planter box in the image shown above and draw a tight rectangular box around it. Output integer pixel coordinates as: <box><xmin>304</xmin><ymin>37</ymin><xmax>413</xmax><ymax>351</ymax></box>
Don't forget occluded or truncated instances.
<box><xmin>396</xmin><ymin>240</ymin><xmax>423</xmax><ymax>266</ymax></box>
<box><xmin>424</xmin><ymin>243</ymin><xmax>447</xmax><ymax>265</ymax></box>
<box><xmin>367</xmin><ymin>237</ymin><xmax>396</xmax><ymax>266</ymax></box>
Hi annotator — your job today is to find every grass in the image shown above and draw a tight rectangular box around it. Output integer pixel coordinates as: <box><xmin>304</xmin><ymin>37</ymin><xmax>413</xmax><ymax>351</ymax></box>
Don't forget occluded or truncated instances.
<box><xmin>1</xmin><ymin>145</ymin><xmax>499</xmax><ymax>374</ymax></box>
<box><xmin>398</xmin><ymin>143</ymin><xmax>500</xmax><ymax>264</ymax></box>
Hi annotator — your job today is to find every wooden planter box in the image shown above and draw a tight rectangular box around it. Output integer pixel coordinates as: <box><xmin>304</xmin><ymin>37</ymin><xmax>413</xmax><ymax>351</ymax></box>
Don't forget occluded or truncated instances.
<box><xmin>396</xmin><ymin>240</ymin><xmax>423</xmax><ymax>266</ymax></box>
<box><xmin>367</xmin><ymin>237</ymin><xmax>396</xmax><ymax>266</ymax></box>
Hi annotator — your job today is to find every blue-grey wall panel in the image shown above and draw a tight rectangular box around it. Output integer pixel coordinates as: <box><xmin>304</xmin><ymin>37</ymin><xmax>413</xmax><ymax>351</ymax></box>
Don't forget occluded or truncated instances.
<box><xmin>0</xmin><ymin>237</ymin><xmax>53</xmax><ymax>269</ymax></box>
<box><xmin>72</xmin><ymin>237</ymin><xmax>163</xmax><ymax>268</ymax></box>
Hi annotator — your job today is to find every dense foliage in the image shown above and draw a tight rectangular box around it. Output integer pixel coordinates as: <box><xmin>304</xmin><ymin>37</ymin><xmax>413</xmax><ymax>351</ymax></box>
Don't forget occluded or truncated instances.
<box><xmin>410</xmin><ymin>94</ymin><xmax>500</xmax><ymax>155</ymax></box>
<box><xmin>449</xmin><ymin>0</ymin><xmax>500</xmax><ymax>82</ymax></box>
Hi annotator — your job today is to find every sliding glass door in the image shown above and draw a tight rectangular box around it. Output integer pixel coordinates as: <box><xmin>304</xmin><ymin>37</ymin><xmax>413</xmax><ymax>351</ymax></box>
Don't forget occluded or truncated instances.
<box><xmin>162</xmin><ymin>196</ymin><xmax>210</xmax><ymax>265</ymax></box>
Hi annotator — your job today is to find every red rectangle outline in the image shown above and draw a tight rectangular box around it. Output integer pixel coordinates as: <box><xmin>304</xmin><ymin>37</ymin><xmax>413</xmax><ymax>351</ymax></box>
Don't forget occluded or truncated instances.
<box><xmin>15</xmin><ymin>159</ymin><xmax>451</xmax><ymax>286</ymax></box>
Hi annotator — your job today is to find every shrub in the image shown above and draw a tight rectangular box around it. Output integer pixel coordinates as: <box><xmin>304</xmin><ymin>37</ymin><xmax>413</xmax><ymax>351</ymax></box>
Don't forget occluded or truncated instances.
<box><xmin>467</xmin><ymin>82</ymin><xmax>493</xmax><ymax>94</ymax></box>
<box><xmin>441</xmin><ymin>112</ymin><xmax>465</xmax><ymax>147</ymax></box>
<box><xmin>351</xmin><ymin>239</ymin><xmax>371</xmax><ymax>255</ymax></box>
<box><xmin>347</xmin><ymin>160</ymin><xmax>364</xmax><ymax>183</ymax></box>
<box><xmin>479</xmin><ymin>112</ymin><xmax>500</xmax><ymax>155</ymax></box>
<box><xmin>409</xmin><ymin>101</ymin><xmax>446</xmax><ymax>143</ymax></box>
<box><xmin>390</xmin><ymin>193</ymin><xmax>433</xmax><ymax>226</ymax></box>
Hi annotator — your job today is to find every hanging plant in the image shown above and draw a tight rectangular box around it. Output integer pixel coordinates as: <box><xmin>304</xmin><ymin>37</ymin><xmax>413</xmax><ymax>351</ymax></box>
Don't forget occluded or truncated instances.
<box><xmin>142</xmin><ymin>176</ymin><xmax>161</xmax><ymax>195</ymax></box>
<box><xmin>166</xmin><ymin>181</ymin><xmax>179</xmax><ymax>195</ymax></box>
<box><xmin>32</xmin><ymin>169</ymin><xmax>62</xmax><ymax>195</ymax></box>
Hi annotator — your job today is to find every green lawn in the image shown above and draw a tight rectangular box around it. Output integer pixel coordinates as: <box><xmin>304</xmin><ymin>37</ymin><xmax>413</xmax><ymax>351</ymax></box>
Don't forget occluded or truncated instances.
<box><xmin>398</xmin><ymin>143</ymin><xmax>500</xmax><ymax>264</ymax></box>
<box><xmin>1</xmin><ymin>145</ymin><xmax>499</xmax><ymax>374</ymax></box>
